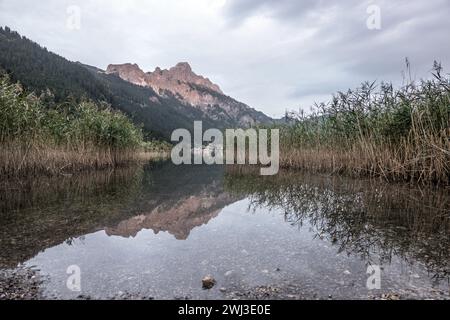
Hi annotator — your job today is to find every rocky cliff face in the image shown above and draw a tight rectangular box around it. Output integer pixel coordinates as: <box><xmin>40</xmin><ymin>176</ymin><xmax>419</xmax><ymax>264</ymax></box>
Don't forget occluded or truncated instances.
<box><xmin>106</xmin><ymin>63</ymin><xmax>148</xmax><ymax>87</ymax></box>
<box><xmin>106</xmin><ymin>62</ymin><xmax>272</xmax><ymax>127</ymax></box>
<box><xmin>149</xmin><ymin>62</ymin><xmax>223</xmax><ymax>95</ymax></box>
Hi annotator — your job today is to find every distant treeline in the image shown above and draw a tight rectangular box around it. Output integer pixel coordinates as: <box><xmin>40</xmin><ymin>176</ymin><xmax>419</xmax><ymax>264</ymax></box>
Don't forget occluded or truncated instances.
<box><xmin>275</xmin><ymin>62</ymin><xmax>450</xmax><ymax>184</ymax></box>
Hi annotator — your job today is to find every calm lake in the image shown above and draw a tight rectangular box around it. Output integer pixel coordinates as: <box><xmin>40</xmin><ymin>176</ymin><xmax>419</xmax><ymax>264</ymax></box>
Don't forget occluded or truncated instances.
<box><xmin>0</xmin><ymin>161</ymin><xmax>449</xmax><ymax>300</ymax></box>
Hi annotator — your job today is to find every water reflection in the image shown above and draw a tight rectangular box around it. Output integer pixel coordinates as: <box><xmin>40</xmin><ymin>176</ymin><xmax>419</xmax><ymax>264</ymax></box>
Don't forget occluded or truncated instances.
<box><xmin>224</xmin><ymin>166</ymin><xmax>450</xmax><ymax>283</ymax></box>
<box><xmin>0</xmin><ymin>162</ymin><xmax>449</xmax><ymax>299</ymax></box>
<box><xmin>0</xmin><ymin>162</ymin><xmax>236</xmax><ymax>268</ymax></box>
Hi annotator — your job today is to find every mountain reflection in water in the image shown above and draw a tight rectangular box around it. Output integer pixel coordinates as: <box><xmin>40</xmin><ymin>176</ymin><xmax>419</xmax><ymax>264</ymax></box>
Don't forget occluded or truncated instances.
<box><xmin>0</xmin><ymin>162</ymin><xmax>236</xmax><ymax>268</ymax></box>
<box><xmin>0</xmin><ymin>161</ymin><xmax>448</xmax><ymax>299</ymax></box>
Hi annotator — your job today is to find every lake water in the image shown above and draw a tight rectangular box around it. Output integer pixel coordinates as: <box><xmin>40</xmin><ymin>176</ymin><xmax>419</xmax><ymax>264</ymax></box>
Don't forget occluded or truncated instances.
<box><xmin>0</xmin><ymin>161</ymin><xmax>449</xmax><ymax>299</ymax></box>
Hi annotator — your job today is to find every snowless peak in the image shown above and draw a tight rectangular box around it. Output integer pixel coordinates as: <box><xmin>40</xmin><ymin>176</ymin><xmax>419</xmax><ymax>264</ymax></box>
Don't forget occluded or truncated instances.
<box><xmin>173</xmin><ymin>62</ymin><xmax>192</xmax><ymax>71</ymax></box>
<box><xmin>106</xmin><ymin>63</ymin><xmax>147</xmax><ymax>87</ymax></box>
<box><xmin>103</xmin><ymin>60</ymin><xmax>272</xmax><ymax>127</ymax></box>
<box><xmin>106</xmin><ymin>61</ymin><xmax>225</xmax><ymax>102</ymax></box>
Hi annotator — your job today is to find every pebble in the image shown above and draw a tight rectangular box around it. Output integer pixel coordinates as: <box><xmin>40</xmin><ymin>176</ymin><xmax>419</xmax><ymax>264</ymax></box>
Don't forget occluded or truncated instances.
<box><xmin>224</xmin><ymin>270</ymin><xmax>234</xmax><ymax>277</ymax></box>
<box><xmin>202</xmin><ymin>276</ymin><xmax>216</xmax><ymax>290</ymax></box>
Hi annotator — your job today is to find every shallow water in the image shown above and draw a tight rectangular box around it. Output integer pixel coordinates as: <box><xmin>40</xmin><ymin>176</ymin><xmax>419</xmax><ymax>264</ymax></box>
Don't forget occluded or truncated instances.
<box><xmin>0</xmin><ymin>161</ymin><xmax>449</xmax><ymax>299</ymax></box>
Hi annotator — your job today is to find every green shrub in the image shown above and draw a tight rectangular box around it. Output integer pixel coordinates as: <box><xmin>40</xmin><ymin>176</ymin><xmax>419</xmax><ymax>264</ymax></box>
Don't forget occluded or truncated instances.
<box><xmin>0</xmin><ymin>76</ymin><xmax>143</xmax><ymax>150</ymax></box>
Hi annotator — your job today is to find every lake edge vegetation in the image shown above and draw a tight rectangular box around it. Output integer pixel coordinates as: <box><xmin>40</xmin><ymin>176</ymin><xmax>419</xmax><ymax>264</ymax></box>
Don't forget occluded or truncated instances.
<box><xmin>0</xmin><ymin>76</ymin><xmax>170</xmax><ymax>177</ymax></box>
<box><xmin>273</xmin><ymin>62</ymin><xmax>450</xmax><ymax>185</ymax></box>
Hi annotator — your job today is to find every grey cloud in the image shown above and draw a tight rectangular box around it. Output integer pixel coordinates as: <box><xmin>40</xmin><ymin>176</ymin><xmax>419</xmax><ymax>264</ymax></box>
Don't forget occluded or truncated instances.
<box><xmin>224</xmin><ymin>0</ymin><xmax>450</xmax><ymax>92</ymax></box>
<box><xmin>224</xmin><ymin>0</ymin><xmax>326</xmax><ymax>24</ymax></box>
<box><xmin>0</xmin><ymin>0</ymin><xmax>449</xmax><ymax>117</ymax></box>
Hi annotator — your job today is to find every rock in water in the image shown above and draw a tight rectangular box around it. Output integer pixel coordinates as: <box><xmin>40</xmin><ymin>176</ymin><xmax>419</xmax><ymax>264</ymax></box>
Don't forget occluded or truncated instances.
<box><xmin>202</xmin><ymin>276</ymin><xmax>216</xmax><ymax>290</ymax></box>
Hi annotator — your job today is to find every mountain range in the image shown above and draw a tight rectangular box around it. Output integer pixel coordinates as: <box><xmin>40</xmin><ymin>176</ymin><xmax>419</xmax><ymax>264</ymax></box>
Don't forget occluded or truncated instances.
<box><xmin>0</xmin><ymin>26</ymin><xmax>273</xmax><ymax>139</ymax></box>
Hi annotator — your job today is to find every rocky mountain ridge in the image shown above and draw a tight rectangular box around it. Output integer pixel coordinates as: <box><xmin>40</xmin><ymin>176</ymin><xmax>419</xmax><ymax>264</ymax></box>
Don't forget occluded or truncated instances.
<box><xmin>106</xmin><ymin>62</ymin><xmax>272</xmax><ymax>127</ymax></box>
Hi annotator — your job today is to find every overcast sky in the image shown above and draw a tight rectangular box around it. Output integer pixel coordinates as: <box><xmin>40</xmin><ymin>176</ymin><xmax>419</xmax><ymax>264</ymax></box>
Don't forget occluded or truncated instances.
<box><xmin>1</xmin><ymin>0</ymin><xmax>449</xmax><ymax>117</ymax></box>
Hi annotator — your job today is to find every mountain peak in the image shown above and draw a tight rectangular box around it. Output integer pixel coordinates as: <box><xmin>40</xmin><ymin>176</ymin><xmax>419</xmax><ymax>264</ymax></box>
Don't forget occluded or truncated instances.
<box><xmin>106</xmin><ymin>63</ymin><xmax>147</xmax><ymax>86</ymax></box>
<box><xmin>107</xmin><ymin>63</ymin><xmax>141</xmax><ymax>72</ymax></box>
<box><xmin>107</xmin><ymin>61</ymin><xmax>224</xmax><ymax>96</ymax></box>
<box><xmin>172</xmin><ymin>62</ymin><xmax>192</xmax><ymax>72</ymax></box>
<box><xmin>104</xmin><ymin>61</ymin><xmax>272</xmax><ymax>126</ymax></box>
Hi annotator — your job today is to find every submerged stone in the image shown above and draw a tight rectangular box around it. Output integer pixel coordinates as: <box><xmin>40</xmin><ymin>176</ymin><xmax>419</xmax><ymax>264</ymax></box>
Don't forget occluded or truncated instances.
<box><xmin>202</xmin><ymin>276</ymin><xmax>216</xmax><ymax>289</ymax></box>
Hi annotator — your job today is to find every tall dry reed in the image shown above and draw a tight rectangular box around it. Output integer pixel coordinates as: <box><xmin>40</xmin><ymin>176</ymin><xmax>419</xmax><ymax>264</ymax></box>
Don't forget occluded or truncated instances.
<box><xmin>277</xmin><ymin>62</ymin><xmax>450</xmax><ymax>185</ymax></box>
<box><xmin>0</xmin><ymin>76</ymin><xmax>145</xmax><ymax>176</ymax></box>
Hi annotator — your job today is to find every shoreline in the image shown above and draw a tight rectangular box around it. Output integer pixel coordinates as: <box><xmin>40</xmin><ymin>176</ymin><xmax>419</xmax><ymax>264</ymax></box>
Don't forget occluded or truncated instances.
<box><xmin>0</xmin><ymin>147</ymin><xmax>170</xmax><ymax>178</ymax></box>
<box><xmin>278</xmin><ymin>147</ymin><xmax>450</xmax><ymax>186</ymax></box>
<box><xmin>1</xmin><ymin>158</ymin><xmax>448</xmax><ymax>189</ymax></box>
<box><xmin>1</xmin><ymin>266</ymin><xmax>448</xmax><ymax>301</ymax></box>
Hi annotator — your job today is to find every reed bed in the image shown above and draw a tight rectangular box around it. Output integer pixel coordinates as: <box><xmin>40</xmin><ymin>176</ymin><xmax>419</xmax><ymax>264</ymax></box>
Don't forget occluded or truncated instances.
<box><xmin>277</xmin><ymin>62</ymin><xmax>450</xmax><ymax>185</ymax></box>
<box><xmin>0</xmin><ymin>76</ymin><xmax>146</xmax><ymax>176</ymax></box>
<box><xmin>0</xmin><ymin>142</ymin><xmax>144</xmax><ymax>176</ymax></box>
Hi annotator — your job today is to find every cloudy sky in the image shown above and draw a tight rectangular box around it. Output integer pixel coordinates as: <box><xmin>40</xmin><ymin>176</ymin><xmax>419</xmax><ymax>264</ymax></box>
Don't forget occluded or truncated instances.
<box><xmin>1</xmin><ymin>0</ymin><xmax>449</xmax><ymax>117</ymax></box>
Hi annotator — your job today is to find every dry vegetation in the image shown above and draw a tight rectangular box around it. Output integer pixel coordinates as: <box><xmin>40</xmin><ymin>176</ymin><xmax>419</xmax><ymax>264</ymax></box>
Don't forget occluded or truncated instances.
<box><xmin>0</xmin><ymin>76</ymin><xmax>166</xmax><ymax>176</ymax></box>
<box><xmin>276</xmin><ymin>62</ymin><xmax>450</xmax><ymax>185</ymax></box>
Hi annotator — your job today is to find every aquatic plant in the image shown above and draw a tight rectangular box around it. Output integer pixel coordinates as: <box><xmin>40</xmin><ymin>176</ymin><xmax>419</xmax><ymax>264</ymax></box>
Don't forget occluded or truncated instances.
<box><xmin>275</xmin><ymin>62</ymin><xmax>450</xmax><ymax>184</ymax></box>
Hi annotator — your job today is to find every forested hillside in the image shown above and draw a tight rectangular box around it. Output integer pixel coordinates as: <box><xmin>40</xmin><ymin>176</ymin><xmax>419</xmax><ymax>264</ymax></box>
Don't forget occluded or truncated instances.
<box><xmin>0</xmin><ymin>27</ymin><xmax>217</xmax><ymax>139</ymax></box>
